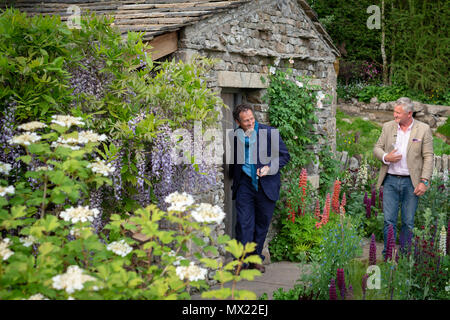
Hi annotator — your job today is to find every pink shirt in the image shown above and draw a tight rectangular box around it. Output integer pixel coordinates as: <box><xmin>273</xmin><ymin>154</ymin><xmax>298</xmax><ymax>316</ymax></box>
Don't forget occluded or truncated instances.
<box><xmin>383</xmin><ymin>119</ymin><xmax>414</xmax><ymax>176</ymax></box>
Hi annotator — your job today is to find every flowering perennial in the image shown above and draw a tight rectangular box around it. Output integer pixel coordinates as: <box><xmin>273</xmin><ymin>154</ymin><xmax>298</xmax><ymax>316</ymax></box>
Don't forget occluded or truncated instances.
<box><xmin>27</xmin><ymin>293</ymin><xmax>49</xmax><ymax>300</ymax></box>
<box><xmin>175</xmin><ymin>262</ymin><xmax>208</xmax><ymax>282</ymax></box>
<box><xmin>329</xmin><ymin>278</ymin><xmax>337</xmax><ymax>300</ymax></box>
<box><xmin>0</xmin><ymin>238</ymin><xmax>14</xmax><ymax>261</ymax></box>
<box><xmin>51</xmin><ymin>115</ymin><xmax>85</xmax><ymax>128</ymax></box>
<box><xmin>59</xmin><ymin>206</ymin><xmax>100</xmax><ymax>223</ymax></box>
<box><xmin>331</xmin><ymin>179</ymin><xmax>341</xmax><ymax>214</ymax></box>
<box><xmin>164</xmin><ymin>191</ymin><xmax>195</xmax><ymax>212</ymax></box>
<box><xmin>369</xmin><ymin>233</ymin><xmax>377</xmax><ymax>265</ymax></box>
<box><xmin>51</xmin><ymin>265</ymin><xmax>97</xmax><ymax>294</ymax></box>
<box><xmin>0</xmin><ymin>161</ymin><xmax>12</xmax><ymax>175</ymax></box>
<box><xmin>385</xmin><ymin>224</ymin><xmax>395</xmax><ymax>262</ymax></box>
<box><xmin>0</xmin><ymin>185</ymin><xmax>15</xmax><ymax>197</ymax></box>
<box><xmin>336</xmin><ymin>268</ymin><xmax>346</xmax><ymax>300</ymax></box>
<box><xmin>191</xmin><ymin>203</ymin><xmax>225</xmax><ymax>224</ymax></box>
<box><xmin>8</xmin><ymin>132</ymin><xmax>41</xmax><ymax>146</ymax></box>
<box><xmin>19</xmin><ymin>235</ymin><xmax>36</xmax><ymax>247</ymax></box>
<box><xmin>17</xmin><ymin>121</ymin><xmax>47</xmax><ymax>131</ymax></box>
<box><xmin>87</xmin><ymin>159</ymin><xmax>115</xmax><ymax>177</ymax></box>
<box><xmin>106</xmin><ymin>240</ymin><xmax>133</xmax><ymax>257</ymax></box>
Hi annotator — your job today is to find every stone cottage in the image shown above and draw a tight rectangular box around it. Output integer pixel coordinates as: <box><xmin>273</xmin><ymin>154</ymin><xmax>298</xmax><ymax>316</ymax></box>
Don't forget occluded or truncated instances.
<box><xmin>4</xmin><ymin>0</ymin><xmax>341</xmax><ymax>261</ymax></box>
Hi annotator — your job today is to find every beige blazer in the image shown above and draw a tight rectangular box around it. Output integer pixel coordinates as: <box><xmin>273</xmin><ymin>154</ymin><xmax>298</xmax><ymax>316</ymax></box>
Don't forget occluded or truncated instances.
<box><xmin>373</xmin><ymin>119</ymin><xmax>434</xmax><ymax>190</ymax></box>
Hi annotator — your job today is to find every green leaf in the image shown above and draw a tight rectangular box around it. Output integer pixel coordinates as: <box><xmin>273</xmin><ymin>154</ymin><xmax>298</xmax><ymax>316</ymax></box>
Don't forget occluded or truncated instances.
<box><xmin>239</xmin><ymin>269</ymin><xmax>261</xmax><ymax>281</ymax></box>
<box><xmin>201</xmin><ymin>288</ymin><xmax>232</xmax><ymax>300</ymax></box>
<box><xmin>225</xmin><ymin>239</ymin><xmax>244</xmax><ymax>259</ymax></box>
<box><xmin>17</xmin><ymin>155</ymin><xmax>32</xmax><ymax>164</ymax></box>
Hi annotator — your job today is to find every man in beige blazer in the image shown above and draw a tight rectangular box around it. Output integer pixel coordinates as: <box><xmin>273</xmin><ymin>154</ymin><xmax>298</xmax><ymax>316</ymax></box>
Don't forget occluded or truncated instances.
<box><xmin>373</xmin><ymin>97</ymin><xmax>434</xmax><ymax>257</ymax></box>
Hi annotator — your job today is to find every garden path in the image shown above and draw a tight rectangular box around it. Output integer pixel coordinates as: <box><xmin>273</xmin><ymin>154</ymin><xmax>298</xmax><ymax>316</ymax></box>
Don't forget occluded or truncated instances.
<box><xmin>192</xmin><ymin>237</ymin><xmax>386</xmax><ymax>300</ymax></box>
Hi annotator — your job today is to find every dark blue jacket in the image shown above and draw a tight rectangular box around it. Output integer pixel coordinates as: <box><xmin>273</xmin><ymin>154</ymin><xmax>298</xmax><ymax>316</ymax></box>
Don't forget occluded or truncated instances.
<box><xmin>228</xmin><ymin>123</ymin><xmax>290</xmax><ymax>201</ymax></box>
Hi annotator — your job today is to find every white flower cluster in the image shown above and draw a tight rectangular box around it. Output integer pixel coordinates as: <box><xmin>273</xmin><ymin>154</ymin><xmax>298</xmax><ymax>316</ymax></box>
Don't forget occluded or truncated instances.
<box><xmin>439</xmin><ymin>225</ymin><xmax>447</xmax><ymax>256</ymax></box>
<box><xmin>87</xmin><ymin>158</ymin><xmax>115</xmax><ymax>176</ymax></box>
<box><xmin>8</xmin><ymin>132</ymin><xmax>41</xmax><ymax>146</ymax></box>
<box><xmin>295</xmin><ymin>80</ymin><xmax>304</xmax><ymax>88</ymax></box>
<box><xmin>26</xmin><ymin>293</ymin><xmax>49</xmax><ymax>300</ymax></box>
<box><xmin>51</xmin><ymin>115</ymin><xmax>85</xmax><ymax>128</ymax></box>
<box><xmin>0</xmin><ymin>185</ymin><xmax>15</xmax><ymax>197</ymax></box>
<box><xmin>51</xmin><ymin>141</ymin><xmax>81</xmax><ymax>150</ymax></box>
<box><xmin>0</xmin><ymin>161</ymin><xmax>12</xmax><ymax>175</ymax></box>
<box><xmin>51</xmin><ymin>265</ymin><xmax>97</xmax><ymax>294</ymax></box>
<box><xmin>175</xmin><ymin>262</ymin><xmax>208</xmax><ymax>282</ymax></box>
<box><xmin>356</xmin><ymin>160</ymin><xmax>369</xmax><ymax>188</ymax></box>
<box><xmin>34</xmin><ymin>166</ymin><xmax>52</xmax><ymax>172</ymax></box>
<box><xmin>56</xmin><ymin>131</ymin><xmax>107</xmax><ymax>145</ymax></box>
<box><xmin>165</xmin><ymin>192</ymin><xmax>195</xmax><ymax>212</ymax></box>
<box><xmin>106</xmin><ymin>240</ymin><xmax>133</xmax><ymax>257</ymax></box>
<box><xmin>191</xmin><ymin>203</ymin><xmax>225</xmax><ymax>224</ymax></box>
<box><xmin>59</xmin><ymin>206</ymin><xmax>100</xmax><ymax>223</ymax></box>
<box><xmin>18</xmin><ymin>121</ymin><xmax>47</xmax><ymax>131</ymax></box>
<box><xmin>19</xmin><ymin>235</ymin><xmax>37</xmax><ymax>247</ymax></box>
<box><xmin>0</xmin><ymin>238</ymin><xmax>14</xmax><ymax>261</ymax></box>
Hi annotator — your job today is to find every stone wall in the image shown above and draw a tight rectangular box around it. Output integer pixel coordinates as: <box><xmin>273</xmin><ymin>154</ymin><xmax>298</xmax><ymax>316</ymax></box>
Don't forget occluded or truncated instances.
<box><xmin>339</xmin><ymin>99</ymin><xmax>450</xmax><ymax>140</ymax></box>
<box><xmin>166</xmin><ymin>0</ymin><xmax>339</xmax><ymax>270</ymax></box>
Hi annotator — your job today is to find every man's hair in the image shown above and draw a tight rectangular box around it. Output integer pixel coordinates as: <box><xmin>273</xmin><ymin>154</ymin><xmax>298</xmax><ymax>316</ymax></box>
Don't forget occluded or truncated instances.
<box><xmin>395</xmin><ymin>97</ymin><xmax>414</xmax><ymax>113</ymax></box>
<box><xmin>233</xmin><ymin>103</ymin><xmax>254</xmax><ymax>122</ymax></box>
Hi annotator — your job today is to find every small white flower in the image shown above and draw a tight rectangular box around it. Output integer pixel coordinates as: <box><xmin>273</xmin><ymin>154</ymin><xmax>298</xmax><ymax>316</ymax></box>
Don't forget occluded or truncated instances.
<box><xmin>35</xmin><ymin>166</ymin><xmax>52</xmax><ymax>172</ymax></box>
<box><xmin>289</xmin><ymin>58</ymin><xmax>294</xmax><ymax>64</ymax></box>
<box><xmin>106</xmin><ymin>239</ymin><xmax>133</xmax><ymax>257</ymax></box>
<box><xmin>191</xmin><ymin>203</ymin><xmax>225</xmax><ymax>224</ymax></box>
<box><xmin>8</xmin><ymin>132</ymin><xmax>41</xmax><ymax>146</ymax></box>
<box><xmin>51</xmin><ymin>141</ymin><xmax>81</xmax><ymax>150</ymax></box>
<box><xmin>59</xmin><ymin>206</ymin><xmax>100</xmax><ymax>223</ymax></box>
<box><xmin>51</xmin><ymin>265</ymin><xmax>97</xmax><ymax>294</ymax></box>
<box><xmin>274</xmin><ymin>57</ymin><xmax>280</xmax><ymax>66</ymax></box>
<box><xmin>0</xmin><ymin>185</ymin><xmax>15</xmax><ymax>197</ymax></box>
<box><xmin>87</xmin><ymin>158</ymin><xmax>115</xmax><ymax>177</ymax></box>
<box><xmin>295</xmin><ymin>80</ymin><xmax>304</xmax><ymax>88</ymax></box>
<box><xmin>51</xmin><ymin>115</ymin><xmax>85</xmax><ymax>128</ymax></box>
<box><xmin>27</xmin><ymin>293</ymin><xmax>49</xmax><ymax>300</ymax></box>
<box><xmin>317</xmin><ymin>101</ymin><xmax>323</xmax><ymax>109</ymax></box>
<box><xmin>17</xmin><ymin>121</ymin><xmax>47</xmax><ymax>131</ymax></box>
<box><xmin>269</xmin><ymin>66</ymin><xmax>276</xmax><ymax>75</ymax></box>
<box><xmin>77</xmin><ymin>130</ymin><xmax>107</xmax><ymax>144</ymax></box>
<box><xmin>0</xmin><ymin>162</ymin><xmax>12</xmax><ymax>175</ymax></box>
<box><xmin>163</xmin><ymin>250</ymin><xmax>185</xmax><ymax>266</ymax></box>
<box><xmin>0</xmin><ymin>238</ymin><xmax>14</xmax><ymax>261</ymax></box>
<box><xmin>175</xmin><ymin>262</ymin><xmax>208</xmax><ymax>282</ymax></box>
<box><xmin>19</xmin><ymin>235</ymin><xmax>36</xmax><ymax>247</ymax></box>
<box><xmin>165</xmin><ymin>191</ymin><xmax>195</xmax><ymax>212</ymax></box>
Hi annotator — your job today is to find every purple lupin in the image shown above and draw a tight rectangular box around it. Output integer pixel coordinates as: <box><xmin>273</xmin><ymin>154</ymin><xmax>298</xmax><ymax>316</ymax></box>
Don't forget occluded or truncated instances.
<box><xmin>336</xmin><ymin>268</ymin><xmax>346</xmax><ymax>300</ymax></box>
<box><xmin>361</xmin><ymin>274</ymin><xmax>369</xmax><ymax>300</ymax></box>
<box><xmin>369</xmin><ymin>233</ymin><xmax>377</xmax><ymax>265</ymax></box>
<box><xmin>385</xmin><ymin>224</ymin><xmax>395</xmax><ymax>262</ymax></box>
<box><xmin>329</xmin><ymin>279</ymin><xmax>337</xmax><ymax>300</ymax></box>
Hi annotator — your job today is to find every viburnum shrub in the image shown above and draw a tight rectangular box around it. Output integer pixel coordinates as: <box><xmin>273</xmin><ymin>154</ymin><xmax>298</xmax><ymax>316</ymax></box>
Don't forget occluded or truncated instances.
<box><xmin>0</xmin><ymin>117</ymin><xmax>261</xmax><ymax>300</ymax></box>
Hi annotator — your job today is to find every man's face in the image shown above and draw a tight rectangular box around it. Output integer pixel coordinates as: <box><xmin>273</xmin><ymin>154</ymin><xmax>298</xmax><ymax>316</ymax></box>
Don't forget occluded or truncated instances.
<box><xmin>236</xmin><ymin>109</ymin><xmax>255</xmax><ymax>131</ymax></box>
<box><xmin>393</xmin><ymin>105</ymin><xmax>412</xmax><ymax>125</ymax></box>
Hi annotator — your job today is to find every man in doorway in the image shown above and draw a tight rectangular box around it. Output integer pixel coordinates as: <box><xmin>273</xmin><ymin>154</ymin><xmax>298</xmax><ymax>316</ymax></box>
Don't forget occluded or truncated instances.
<box><xmin>373</xmin><ymin>97</ymin><xmax>434</xmax><ymax>257</ymax></box>
<box><xmin>228</xmin><ymin>103</ymin><xmax>290</xmax><ymax>273</ymax></box>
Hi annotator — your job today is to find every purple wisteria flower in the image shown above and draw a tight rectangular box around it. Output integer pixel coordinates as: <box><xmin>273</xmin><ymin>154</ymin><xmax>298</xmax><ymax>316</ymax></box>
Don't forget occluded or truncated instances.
<box><xmin>385</xmin><ymin>224</ymin><xmax>395</xmax><ymax>262</ymax></box>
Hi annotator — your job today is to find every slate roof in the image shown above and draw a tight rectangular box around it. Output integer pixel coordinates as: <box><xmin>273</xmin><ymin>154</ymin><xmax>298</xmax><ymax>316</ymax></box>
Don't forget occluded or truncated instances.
<box><xmin>2</xmin><ymin>0</ymin><xmax>339</xmax><ymax>54</ymax></box>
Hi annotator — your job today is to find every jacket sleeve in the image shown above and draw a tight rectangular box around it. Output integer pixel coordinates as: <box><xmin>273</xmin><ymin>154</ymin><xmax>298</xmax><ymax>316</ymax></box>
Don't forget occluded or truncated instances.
<box><xmin>267</xmin><ymin>127</ymin><xmax>290</xmax><ymax>175</ymax></box>
<box><xmin>373</xmin><ymin>123</ymin><xmax>388</xmax><ymax>162</ymax></box>
<box><xmin>421</xmin><ymin>125</ymin><xmax>434</xmax><ymax>181</ymax></box>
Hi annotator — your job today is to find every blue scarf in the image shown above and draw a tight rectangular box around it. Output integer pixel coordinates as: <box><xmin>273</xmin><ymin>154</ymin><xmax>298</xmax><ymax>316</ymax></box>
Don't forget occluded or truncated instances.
<box><xmin>237</xmin><ymin>121</ymin><xmax>259</xmax><ymax>191</ymax></box>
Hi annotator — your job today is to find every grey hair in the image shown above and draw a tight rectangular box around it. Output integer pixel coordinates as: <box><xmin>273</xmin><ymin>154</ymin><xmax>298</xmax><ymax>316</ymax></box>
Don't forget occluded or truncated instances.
<box><xmin>395</xmin><ymin>97</ymin><xmax>414</xmax><ymax>113</ymax></box>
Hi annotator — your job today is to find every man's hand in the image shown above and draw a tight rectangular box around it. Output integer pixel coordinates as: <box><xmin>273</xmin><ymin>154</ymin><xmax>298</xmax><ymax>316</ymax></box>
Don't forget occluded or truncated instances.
<box><xmin>385</xmin><ymin>149</ymin><xmax>402</xmax><ymax>163</ymax></box>
<box><xmin>257</xmin><ymin>165</ymin><xmax>270</xmax><ymax>177</ymax></box>
<box><xmin>414</xmin><ymin>182</ymin><xmax>427</xmax><ymax>196</ymax></box>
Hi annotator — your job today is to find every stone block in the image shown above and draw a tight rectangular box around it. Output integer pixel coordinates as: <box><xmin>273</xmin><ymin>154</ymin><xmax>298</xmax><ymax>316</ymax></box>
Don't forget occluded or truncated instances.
<box><xmin>307</xmin><ymin>174</ymin><xmax>320</xmax><ymax>189</ymax></box>
<box><xmin>435</xmin><ymin>155</ymin><xmax>442</xmax><ymax>172</ymax></box>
